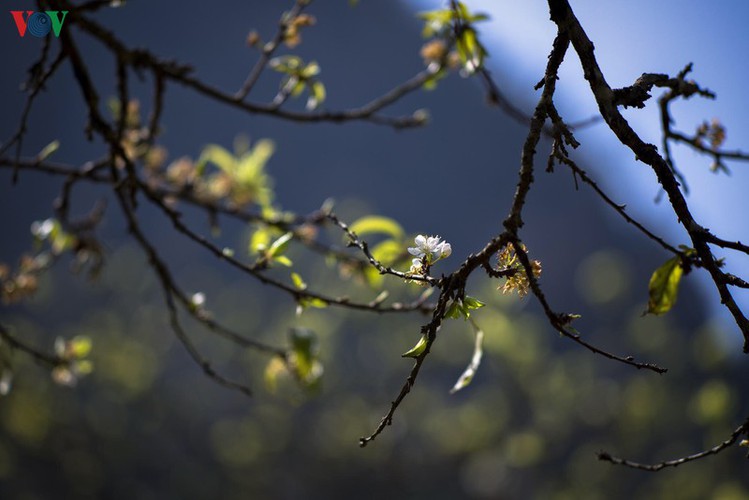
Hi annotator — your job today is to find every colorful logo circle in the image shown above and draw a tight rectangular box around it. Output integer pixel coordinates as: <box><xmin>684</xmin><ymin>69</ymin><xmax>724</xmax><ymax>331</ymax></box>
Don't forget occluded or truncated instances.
<box><xmin>27</xmin><ymin>12</ymin><xmax>51</xmax><ymax>37</ymax></box>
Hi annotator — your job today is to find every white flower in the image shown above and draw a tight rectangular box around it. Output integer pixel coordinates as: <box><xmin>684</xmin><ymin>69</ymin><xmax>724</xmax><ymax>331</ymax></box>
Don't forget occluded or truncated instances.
<box><xmin>408</xmin><ymin>235</ymin><xmax>452</xmax><ymax>264</ymax></box>
<box><xmin>409</xmin><ymin>258</ymin><xmax>424</xmax><ymax>275</ymax></box>
<box><xmin>191</xmin><ymin>292</ymin><xmax>206</xmax><ymax>307</ymax></box>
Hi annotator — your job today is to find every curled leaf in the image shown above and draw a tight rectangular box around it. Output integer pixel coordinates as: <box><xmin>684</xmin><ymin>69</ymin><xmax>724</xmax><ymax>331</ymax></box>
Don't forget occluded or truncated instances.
<box><xmin>450</xmin><ymin>319</ymin><xmax>484</xmax><ymax>394</ymax></box>
<box><xmin>402</xmin><ymin>334</ymin><xmax>428</xmax><ymax>358</ymax></box>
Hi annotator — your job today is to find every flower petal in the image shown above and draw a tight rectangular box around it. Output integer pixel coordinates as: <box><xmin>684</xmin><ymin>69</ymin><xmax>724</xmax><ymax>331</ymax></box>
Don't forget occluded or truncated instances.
<box><xmin>440</xmin><ymin>242</ymin><xmax>452</xmax><ymax>258</ymax></box>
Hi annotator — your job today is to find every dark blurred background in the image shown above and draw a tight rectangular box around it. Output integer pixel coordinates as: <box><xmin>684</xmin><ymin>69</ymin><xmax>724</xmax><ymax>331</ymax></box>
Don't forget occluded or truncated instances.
<box><xmin>1</xmin><ymin>1</ymin><xmax>748</xmax><ymax>499</ymax></box>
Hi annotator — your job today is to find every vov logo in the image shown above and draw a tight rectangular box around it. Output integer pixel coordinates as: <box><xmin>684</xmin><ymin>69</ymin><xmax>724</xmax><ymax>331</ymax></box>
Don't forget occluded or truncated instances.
<box><xmin>10</xmin><ymin>10</ymin><xmax>68</xmax><ymax>38</ymax></box>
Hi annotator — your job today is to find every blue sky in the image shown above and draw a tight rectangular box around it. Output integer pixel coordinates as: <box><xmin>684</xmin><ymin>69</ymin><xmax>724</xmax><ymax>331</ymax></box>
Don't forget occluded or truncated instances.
<box><xmin>411</xmin><ymin>0</ymin><xmax>749</xmax><ymax>345</ymax></box>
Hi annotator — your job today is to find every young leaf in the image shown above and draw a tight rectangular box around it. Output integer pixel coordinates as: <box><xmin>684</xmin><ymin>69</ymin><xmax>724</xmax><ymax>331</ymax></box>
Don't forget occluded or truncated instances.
<box><xmin>273</xmin><ymin>255</ymin><xmax>293</xmax><ymax>267</ymax></box>
<box><xmin>445</xmin><ymin>300</ymin><xmax>462</xmax><ymax>319</ymax></box>
<box><xmin>299</xmin><ymin>297</ymin><xmax>328</xmax><ymax>309</ymax></box>
<box><xmin>249</xmin><ymin>226</ymin><xmax>274</xmax><ymax>254</ymax></box>
<box><xmin>402</xmin><ymin>334</ymin><xmax>428</xmax><ymax>358</ymax></box>
<box><xmin>348</xmin><ymin>216</ymin><xmax>405</xmax><ymax>241</ymax></box>
<box><xmin>306</xmin><ymin>81</ymin><xmax>326</xmax><ymax>110</ymax></box>
<box><xmin>69</xmin><ymin>336</ymin><xmax>93</xmax><ymax>358</ymax></box>
<box><xmin>291</xmin><ymin>272</ymin><xmax>307</xmax><ymax>290</ymax></box>
<box><xmin>450</xmin><ymin>319</ymin><xmax>484</xmax><ymax>394</ymax></box>
<box><xmin>38</xmin><ymin>140</ymin><xmax>60</xmax><ymax>161</ymax></box>
<box><xmin>269</xmin><ymin>55</ymin><xmax>303</xmax><ymax>74</ymax></box>
<box><xmin>647</xmin><ymin>256</ymin><xmax>684</xmax><ymax>315</ymax></box>
<box><xmin>288</xmin><ymin>328</ymin><xmax>323</xmax><ymax>389</ymax></box>
<box><xmin>196</xmin><ymin>144</ymin><xmax>236</xmax><ymax>174</ymax></box>
<box><xmin>267</xmin><ymin>232</ymin><xmax>294</xmax><ymax>258</ymax></box>
<box><xmin>463</xmin><ymin>296</ymin><xmax>485</xmax><ymax>310</ymax></box>
<box><xmin>264</xmin><ymin>356</ymin><xmax>287</xmax><ymax>393</ymax></box>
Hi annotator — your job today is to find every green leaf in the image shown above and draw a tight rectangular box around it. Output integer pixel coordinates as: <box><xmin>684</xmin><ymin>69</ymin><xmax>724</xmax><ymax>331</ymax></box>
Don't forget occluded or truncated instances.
<box><xmin>446</xmin><ymin>297</ymin><xmax>484</xmax><ymax>321</ymax></box>
<box><xmin>291</xmin><ymin>80</ymin><xmax>306</xmax><ymax>97</ymax></box>
<box><xmin>267</xmin><ymin>232</ymin><xmax>294</xmax><ymax>258</ymax></box>
<box><xmin>288</xmin><ymin>328</ymin><xmax>323</xmax><ymax>388</ymax></box>
<box><xmin>249</xmin><ymin>226</ymin><xmax>273</xmax><ymax>254</ymax></box>
<box><xmin>196</xmin><ymin>144</ymin><xmax>236</xmax><ymax>174</ymax></box>
<box><xmin>299</xmin><ymin>296</ymin><xmax>328</xmax><ymax>309</ymax></box>
<box><xmin>38</xmin><ymin>140</ymin><xmax>60</xmax><ymax>161</ymax></box>
<box><xmin>307</xmin><ymin>81</ymin><xmax>326</xmax><ymax>110</ymax></box>
<box><xmin>269</xmin><ymin>55</ymin><xmax>303</xmax><ymax>74</ymax></box>
<box><xmin>273</xmin><ymin>255</ymin><xmax>293</xmax><ymax>267</ymax></box>
<box><xmin>290</xmin><ymin>328</ymin><xmax>316</xmax><ymax>377</ymax></box>
<box><xmin>301</xmin><ymin>61</ymin><xmax>321</xmax><ymax>79</ymax></box>
<box><xmin>463</xmin><ymin>296</ymin><xmax>485</xmax><ymax>310</ymax></box>
<box><xmin>417</xmin><ymin>8</ymin><xmax>453</xmax><ymax>37</ymax></box>
<box><xmin>647</xmin><ymin>256</ymin><xmax>684</xmax><ymax>315</ymax></box>
<box><xmin>402</xmin><ymin>334</ymin><xmax>428</xmax><ymax>358</ymax></box>
<box><xmin>236</xmin><ymin>139</ymin><xmax>274</xmax><ymax>182</ymax></box>
<box><xmin>69</xmin><ymin>336</ymin><xmax>92</xmax><ymax>358</ymax></box>
<box><xmin>450</xmin><ymin>319</ymin><xmax>484</xmax><ymax>394</ymax></box>
<box><xmin>457</xmin><ymin>27</ymin><xmax>486</xmax><ymax>72</ymax></box>
<box><xmin>74</xmin><ymin>359</ymin><xmax>94</xmax><ymax>375</ymax></box>
<box><xmin>445</xmin><ymin>300</ymin><xmax>463</xmax><ymax>319</ymax></box>
<box><xmin>348</xmin><ymin>216</ymin><xmax>404</xmax><ymax>241</ymax></box>
<box><xmin>422</xmin><ymin>70</ymin><xmax>446</xmax><ymax>90</ymax></box>
<box><xmin>291</xmin><ymin>272</ymin><xmax>307</xmax><ymax>290</ymax></box>
<box><xmin>291</xmin><ymin>327</ymin><xmax>316</xmax><ymax>356</ymax></box>
<box><xmin>263</xmin><ymin>356</ymin><xmax>287</xmax><ymax>393</ymax></box>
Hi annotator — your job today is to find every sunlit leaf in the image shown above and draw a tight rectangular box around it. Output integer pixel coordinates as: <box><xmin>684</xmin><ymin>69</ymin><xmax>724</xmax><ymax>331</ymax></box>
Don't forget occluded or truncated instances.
<box><xmin>402</xmin><ymin>334</ymin><xmax>428</xmax><ymax>358</ymax></box>
<box><xmin>301</xmin><ymin>61</ymin><xmax>320</xmax><ymax>79</ymax></box>
<box><xmin>196</xmin><ymin>144</ymin><xmax>236</xmax><ymax>174</ymax></box>
<box><xmin>647</xmin><ymin>256</ymin><xmax>684</xmax><ymax>315</ymax></box>
<box><xmin>236</xmin><ymin>139</ymin><xmax>275</xmax><ymax>184</ymax></box>
<box><xmin>291</xmin><ymin>80</ymin><xmax>306</xmax><ymax>97</ymax></box>
<box><xmin>273</xmin><ymin>255</ymin><xmax>293</xmax><ymax>267</ymax></box>
<box><xmin>291</xmin><ymin>272</ymin><xmax>307</xmax><ymax>290</ymax></box>
<box><xmin>249</xmin><ymin>226</ymin><xmax>274</xmax><ymax>254</ymax></box>
<box><xmin>37</xmin><ymin>140</ymin><xmax>60</xmax><ymax>161</ymax></box>
<box><xmin>69</xmin><ymin>336</ymin><xmax>93</xmax><ymax>358</ymax></box>
<box><xmin>306</xmin><ymin>81</ymin><xmax>326</xmax><ymax>110</ymax></box>
<box><xmin>450</xmin><ymin>319</ymin><xmax>484</xmax><ymax>394</ymax></box>
<box><xmin>263</xmin><ymin>356</ymin><xmax>288</xmax><ymax>393</ymax></box>
<box><xmin>445</xmin><ymin>300</ymin><xmax>463</xmax><ymax>319</ymax></box>
<box><xmin>445</xmin><ymin>296</ymin><xmax>483</xmax><ymax>321</ymax></box>
<box><xmin>463</xmin><ymin>296</ymin><xmax>485</xmax><ymax>310</ymax></box>
<box><xmin>348</xmin><ymin>216</ymin><xmax>404</xmax><ymax>240</ymax></box>
<box><xmin>267</xmin><ymin>232</ymin><xmax>294</xmax><ymax>258</ymax></box>
<box><xmin>269</xmin><ymin>55</ymin><xmax>303</xmax><ymax>74</ymax></box>
<box><xmin>299</xmin><ymin>296</ymin><xmax>328</xmax><ymax>309</ymax></box>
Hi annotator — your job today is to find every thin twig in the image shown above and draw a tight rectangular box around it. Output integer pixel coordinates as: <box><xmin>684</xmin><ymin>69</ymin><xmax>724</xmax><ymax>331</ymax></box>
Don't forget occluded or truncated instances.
<box><xmin>598</xmin><ymin>417</ymin><xmax>749</xmax><ymax>471</ymax></box>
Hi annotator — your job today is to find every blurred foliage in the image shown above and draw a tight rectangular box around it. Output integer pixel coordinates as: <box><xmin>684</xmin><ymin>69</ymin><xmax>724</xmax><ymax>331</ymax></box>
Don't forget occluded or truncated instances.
<box><xmin>1</xmin><ymin>232</ymin><xmax>747</xmax><ymax>499</ymax></box>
